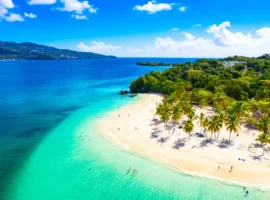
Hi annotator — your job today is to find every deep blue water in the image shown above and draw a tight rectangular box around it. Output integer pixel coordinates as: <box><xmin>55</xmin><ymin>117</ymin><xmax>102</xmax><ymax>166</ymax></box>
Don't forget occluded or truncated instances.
<box><xmin>0</xmin><ymin>58</ymin><xmax>197</xmax><ymax>198</ymax></box>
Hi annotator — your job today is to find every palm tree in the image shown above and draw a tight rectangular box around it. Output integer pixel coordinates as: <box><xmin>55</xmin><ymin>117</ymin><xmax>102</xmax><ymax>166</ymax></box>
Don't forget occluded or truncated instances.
<box><xmin>183</xmin><ymin>116</ymin><xmax>194</xmax><ymax>140</ymax></box>
<box><xmin>227</xmin><ymin>101</ymin><xmax>247</xmax><ymax>136</ymax></box>
<box><xmin>183</xmin><ymin>105</ymin><xmax>195</xmax><ymax>119</ymax></box>
<box><xmin>207</xmin><ymin>115</ymin><xmax>221</xmax><ymax>141</ymax></box>
<box><xmin>216</xmin><ymin>111</ymin><xmax>225</xmax><ymax>139</ymax></box>
<box><xmin>175</xmin><ymin>86</ymin><xmax>185</xmax><ymax>99</ymax></box>
<box><xmin>158</xmin><ymin>104</ymin><xmax>171</xmax><ymax>134</ymax></box>
<box><xmin>213</xmin><ymin>92</ymin><xmax>231</xmax><ymax>111</ymax></box>
<box><xmin>179</xmin><ymin>101</ymin><xmax>189</xmax><ymax>123</ymax></box>
<box><xmin>256</xmin><ymin>133</ymin><xmax>270</xmax><ymax>155</ymax></box>
<box><xmin>196</xmin><ymin>112</ymin><xmax>205</xmax><ymax>134</ymax></box>
<box><xmin>155</xmin><ymin>103</ymin><xmax>164</xmax><ymax>117</ymax></box>
<box><xmin>247</xmin><ymin>100</ymin><xmax>259</xmax><ymax>114</ymax></box>
<box><xmin>171</xmin><ymin>103</ymin><xmax>182</xmax><ymax>134</ymax></box>
<box><xmin>225</xmin><ymin>115</ymin><xmax>240</xmax><ymax>142</ymax></box>
<box><xmin>227</xmin><ymin>101</ymin><xmax>248</xmax><ymax>119</ymax></box>
<box><xmin>257</xmin><ymin>117</ymin><xmax>270</xmax><ymax>134</ymax></box>
<box><xmin>203</xmin><ymin>117</ymin><xmax>209</xmax><ymax>141</ymax></box>
<box><xmin>166</xmin><ymin>93</ymin><xmax>177</xmax><ymax>105</ymax></box>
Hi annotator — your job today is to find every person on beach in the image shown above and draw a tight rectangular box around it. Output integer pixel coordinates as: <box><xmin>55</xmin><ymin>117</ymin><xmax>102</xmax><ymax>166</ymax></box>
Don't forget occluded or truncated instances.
<box><xmin>218</xmin><ymin>166</ymin><xmax>220</xmax><ymax>171</ymax></box>
<box><xmin>230</xmin><ymin>166</ymin><xmax>233</xmax><ymax>172</ymax></box>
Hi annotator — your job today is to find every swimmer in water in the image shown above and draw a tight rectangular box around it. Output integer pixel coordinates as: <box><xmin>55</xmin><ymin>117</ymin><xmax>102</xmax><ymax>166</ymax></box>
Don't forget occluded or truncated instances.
<box><xmin>126</xmin><ymin>167</ymin><xmax>131</xmax><ymax>174</ymax></box>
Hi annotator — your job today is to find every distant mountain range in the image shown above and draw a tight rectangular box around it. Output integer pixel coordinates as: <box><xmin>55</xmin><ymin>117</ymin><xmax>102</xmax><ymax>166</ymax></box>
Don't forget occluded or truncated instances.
<box><xmin>0</xmin><ymin>41</ymin><xmax>116</xmax><ymax>60</ymax></box>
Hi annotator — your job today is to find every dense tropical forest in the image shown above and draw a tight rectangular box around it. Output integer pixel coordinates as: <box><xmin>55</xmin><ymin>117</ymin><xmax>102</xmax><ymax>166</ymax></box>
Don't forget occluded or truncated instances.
<box><xmin>130</xmin><ymin>55</ymin><xmax>270</xmax><ymax>148</ymax></box>
<box><xmin>0</xmin><ymin>41</ymin><xmax>115</xmax><ymax>60</ymax></box>
<box><xmin>136</xmin><ymin>62</ymin><xmax>171</xmax><ymax>67</ymax></box>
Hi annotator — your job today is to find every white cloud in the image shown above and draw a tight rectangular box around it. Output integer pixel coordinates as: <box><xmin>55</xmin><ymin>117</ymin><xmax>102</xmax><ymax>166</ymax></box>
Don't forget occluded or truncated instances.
<box><xmin>171</xmin><ymin>28</ymin><xmax>181</xmax><ymax>35</ymax></box>
<box><xmin>179</xmin><ymin>6</ymin><xmax>186</xmax><ymax>12</ymax></box>
<box><xmin>192</xmin><ymin>24</ymin><xmax>202</xmax><ymax>27</ymax></box>
<box><xmin>182</xmin><ymin>32</ymin><xmax>195</xmax><ymax>40</ymax></box>
<box><xmin>153</xmin><ymin>37</ymin><xmax>214</xmax><ymax>53</ymax></box>
<box><xmin>89</xmin><ymin>7</ymin><xmax>97</xmax><ymax>13</ymax></box>
<box><xmin>28</xmin><ymin>0</ymin><xmax>56</xmax><ymax>5</ymax></box>
<box><xmin>0</xmin><ymin>0</ymin><xmax>14</xmax><ymax>18</ymax></box>
<box><xmin>59</xmin><ymin>0</ymin><xmax>97</xmax><ymax>14</ymax></box>
<box><xmin>24</xmin><ymin>12</ymin><xmax>37</xmax><ymax>18</ymax></box>
<box><xmin>154</xmin><ymin>37</ymin><xmax>176</xmax><ymax>51</ymax></box>
<box><xmin>0</xmin><ymin>0</ymin><xmax>14</xmax><ymax>8</ymax></box>
<box><xmin>171</xmin><ymin>27</ymin><xmax>179</xmax><ymax>31</ymax></box>
<box><xmin>206</xmin><ymin>21</ymin><xmax>252</xmax><ymax>46</ymax></box>
<box><xmin>71</xmin><ymin>14</ymin><xmax>87</xmax><ymax>20</ymax></box>
<box><xmin>256</xmin><ymin>27</ymin><xmax>270</xmax><ymax>38</ymax></box>
<box><xmin>112</xmin><ymin>22</ymin><xmax>270</xmax><ymax>57</ymax></box>
<box><xmin>0</xmin><ymin>6</ymin><xmax>7</xmax><ymax>17</ymax></box>
<box><xmin>127</xmin><ymin>47</ymin><xmax>141</xmax><ymax>53</ymax></box>
<box><xmin>76</xmin><ymin>42</ymin><xmax>122</xmax><ymax>54</ymax></box>
<box><xmin>5</xmin><ymin>13</ymin><xmax>24</xmax><ymax>22</ymax></box>
<box><xmin>133</xmin><ymin>1</ymin><xmax>173</xmax><ymax>14</ymax></box>
<box><xmin>70</xmin><ymin>22</ymin><xmax>270</xmax><ymax>58</ymax></box>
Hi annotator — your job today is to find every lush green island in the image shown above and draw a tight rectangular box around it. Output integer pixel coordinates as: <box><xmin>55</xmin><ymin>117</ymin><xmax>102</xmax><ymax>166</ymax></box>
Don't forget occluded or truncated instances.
<box><xmin>136</xmin><ymin>62</ymin><xmax>171</xmax><ymax>67</ymax></box>
<box><xmin>0</xmin><ymin>41</ymin><xmax>116</xmax><ymax>60</ymax></box>
<box><xmin>130</xmin><ymin>55</ymin><xmax>270</xmax><ymax>147</ymax></box>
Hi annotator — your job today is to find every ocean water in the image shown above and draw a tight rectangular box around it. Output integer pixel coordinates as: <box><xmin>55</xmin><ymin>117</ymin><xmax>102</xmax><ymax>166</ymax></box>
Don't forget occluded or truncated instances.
<box><xmin>0</xmin><ymin>58</ymin><xmax>269</xmax><ymax>200</ymax></box>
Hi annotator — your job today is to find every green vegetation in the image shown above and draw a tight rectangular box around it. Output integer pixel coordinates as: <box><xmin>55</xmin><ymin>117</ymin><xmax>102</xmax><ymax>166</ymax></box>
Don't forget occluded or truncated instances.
<box><xmin>131</xmin><ymin>55</ymin><xmax>270</xmax><ymax>147</ymax></box>
<box><xmin>129</xmin><ymin>94</ymin><xmax>138</xmax><ymax>98</ymax></box>
<box><xmin>136</xmin><ymin>62</ymin><xmax>171</xmax><ymax>67</ymax></box>
<box><xmin>0</xmin><ymin>41</ymin><xmax>116</xmax><ymax>60</ymax></box>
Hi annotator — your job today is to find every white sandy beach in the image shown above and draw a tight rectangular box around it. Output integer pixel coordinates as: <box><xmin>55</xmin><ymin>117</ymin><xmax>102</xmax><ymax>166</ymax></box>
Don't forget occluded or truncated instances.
<box><xmin>98</xmin><ymin>94</ymin><xmax>270</xmax><ymax>185</ymax></box>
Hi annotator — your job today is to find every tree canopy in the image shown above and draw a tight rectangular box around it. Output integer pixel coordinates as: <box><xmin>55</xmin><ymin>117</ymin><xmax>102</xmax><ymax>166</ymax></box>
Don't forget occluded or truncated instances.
<box><xmin>130</xmin><ymin>55</ymin><xmax>270</xmax><ymax>102</ymax></box>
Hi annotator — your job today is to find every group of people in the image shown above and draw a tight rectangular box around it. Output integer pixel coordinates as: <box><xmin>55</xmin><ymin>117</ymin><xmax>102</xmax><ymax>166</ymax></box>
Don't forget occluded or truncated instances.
<box><xmin>217</xmin><ymin>165</ymin><xmax>233</xmax><ymax>172</ymax></box>
<box><xmin>78</xmin><ymin>132</ymin><xmax>91</xmax><ymax>141</ymax></box>
<box><xmin>126</xmin><ymin>167</ymin><xmax>138</xmax><ymax>176</ymax></box>
<box><xmin>217</xmin><ymin>165</ymin><xmax>249</xmax><ymax>195</ymax></box>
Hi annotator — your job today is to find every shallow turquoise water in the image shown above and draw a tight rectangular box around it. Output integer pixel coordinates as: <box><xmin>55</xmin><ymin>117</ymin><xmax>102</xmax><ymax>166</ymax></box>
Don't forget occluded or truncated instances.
<box><xmin>7</xmin><ymin>96</ymin><xmax>269</xmax><ymax>200</ymax></box>
<box><xmin>1</xmin><ymin>59</ymin><xmax>269</xmax><ymax>200</ymax></box>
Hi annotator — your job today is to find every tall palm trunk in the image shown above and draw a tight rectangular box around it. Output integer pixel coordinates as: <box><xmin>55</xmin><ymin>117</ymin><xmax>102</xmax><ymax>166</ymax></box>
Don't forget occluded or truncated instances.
<box><xmin>166</xmin><ymin>123</ymin><xmax>170</xmax><ymax>135</ymax></box>
<box><xmin>229</xmin><ymin>131</ymin><xmax>232</xmax><ymax>142</ymax></box>
<box><xmin>172</xmin><ymin>122</ymin><xmax>176</xmax><ymax>134</ymax></box>
<box><xmin>204</xmin><ymin>128</ymin><xmax>208</xmax><ymax>141</ymax></box>
<box><xmin>216</xmin><ymin>130</ymin><xmax>220</xmax><ymax>139</ymax></box>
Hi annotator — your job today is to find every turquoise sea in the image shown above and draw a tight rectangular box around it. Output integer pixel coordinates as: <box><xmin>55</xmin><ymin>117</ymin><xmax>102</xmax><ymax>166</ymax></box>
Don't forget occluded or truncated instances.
<box><xmin>0</xmin><ymin>58</ymin><xmax>269</xmax><ymax>200</ymax></box>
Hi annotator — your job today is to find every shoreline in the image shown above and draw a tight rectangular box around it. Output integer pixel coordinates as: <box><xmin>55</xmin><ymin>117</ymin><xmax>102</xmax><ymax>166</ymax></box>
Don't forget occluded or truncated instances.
<box><xmin>98</xmin><ymin>94</ymin><xmax>270</xmax><ymax>187</ymax></box>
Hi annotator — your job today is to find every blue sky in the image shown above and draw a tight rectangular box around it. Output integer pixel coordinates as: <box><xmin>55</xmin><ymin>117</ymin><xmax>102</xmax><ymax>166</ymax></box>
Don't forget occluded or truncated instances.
<box><xmin>1</xmin><ymin>0</ymin><xmax>270</xmax><ymax>57</ymax></box>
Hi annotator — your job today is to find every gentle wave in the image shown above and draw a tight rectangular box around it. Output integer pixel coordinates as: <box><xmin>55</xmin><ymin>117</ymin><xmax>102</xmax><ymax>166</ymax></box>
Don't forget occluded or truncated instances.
<box><xmin>106</xmin><ymin>131</ymin><xmax>130</xmax><ymax>151</ymax></box>
<box><xmin>164</xmin><ymin>159</ymin><xmax>270</xmax><ymax>192</ymax></box>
